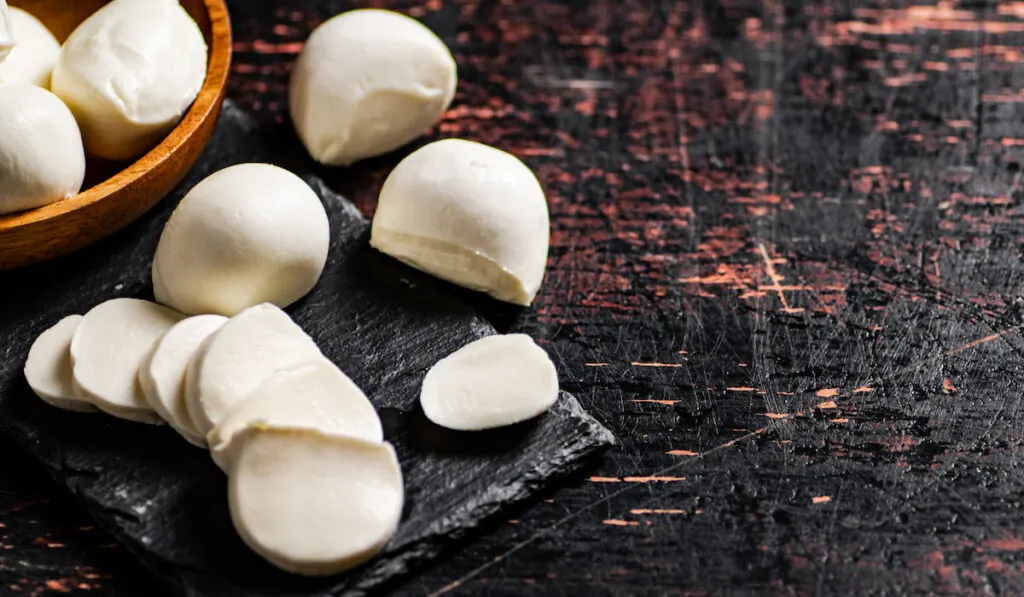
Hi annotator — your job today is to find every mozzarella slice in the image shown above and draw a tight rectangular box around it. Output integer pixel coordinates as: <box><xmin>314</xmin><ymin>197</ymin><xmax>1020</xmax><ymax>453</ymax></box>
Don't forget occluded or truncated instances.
<box><xmin>228</xmin><ymin>425</ymin><xmax>404</xmax><ymax>576</ymax></box>
<box><xmin>370</xmin><ymin>139</ymin><xmax>550</xmax><ymax>306</ymax></box>
<box><xmin>0</xmin><ymin>7</ymin><xmax>59</xmax><ymax>88</ymax></box>
<box><xmin>208</xmin><ymin>359</ymin><xmax>382</xmax><ymax>471</ymax></box>
<box><xmin>420</xmin><ymin>334</ymin><xmax>559</xmax><ymax>431</ymax></box>
<box><xmin>70</xmin><ymin>299</ymin><xmax>185</xmax><ymax>423</ymax></box>
<box><xmin>139</xmin><ymin>314</ymin><xmax>227</xmax><ymax>446</ymax></box>
<box><xmin>185</xmin><ymin>304</ymin><xmax>322</xmax><ymax>437</ymax></box>
<box><xmin>24</xmin><ymin>315</ymin><xmax>97</xmax><ymax>413</ymax></box>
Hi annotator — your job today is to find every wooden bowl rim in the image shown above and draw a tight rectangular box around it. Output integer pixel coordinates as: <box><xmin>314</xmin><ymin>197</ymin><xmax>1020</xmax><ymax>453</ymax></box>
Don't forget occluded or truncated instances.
<box><xmin>0</xmin><ymin>0</ymin><xmax>232</xmax><ymax>233</ymax></box>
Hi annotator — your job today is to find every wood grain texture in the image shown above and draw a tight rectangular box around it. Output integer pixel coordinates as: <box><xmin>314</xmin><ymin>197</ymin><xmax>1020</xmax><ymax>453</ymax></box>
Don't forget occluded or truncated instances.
<box><xmin>0</xmin><ymin>0</ymin><xmax>231</xmax><ymax>270</ymax></box>
<box><xmin>7</xmin><ymin>0</ymin><xmax>1024</xmax><ymax>595</ymax></box>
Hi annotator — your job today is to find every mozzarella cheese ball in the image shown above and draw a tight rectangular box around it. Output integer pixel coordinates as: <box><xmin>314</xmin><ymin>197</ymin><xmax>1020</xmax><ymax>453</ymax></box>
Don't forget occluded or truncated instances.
<box><xmin>0</xmin><ymin>1</ymin><xmax>14</xmax><ymax>62</ymax></box>
<box><xmin>289</xmin><ymin>9</ymin><xmax>457</xmax><ymax>166</ymax></box>
<box><xmin>153</xmin><ymin>163</ymin><xmax>330</xmax><ymax>317</ymax></box>
<box><xmin>51</xmin><ymin>0</ymin><xmax>207</xmax><ymax>161</ymax></box>
<box><xmin>370</xmin><ymin>139</ymin><xmax>550</xmax><ymax>306</ymax></box>
<box><xmin>0</xmin><ymin>84</ymin><xmax>85</xmax><ymax>215</ymax></box>
<box><xmin>0</xmin><ymin>7</ymin><xmax>59</xmax><ymax>88</ymax></box>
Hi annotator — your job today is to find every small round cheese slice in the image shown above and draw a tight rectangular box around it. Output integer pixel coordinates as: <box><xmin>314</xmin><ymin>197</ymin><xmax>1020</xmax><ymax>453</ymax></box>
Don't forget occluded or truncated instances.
<box><xmin>185</xmin><ymin>304</ymin><xmax>322</xmax><ymax>437</ymax></box>
<box><xmin>228</xmin><ymin>425</ymin><xmax>404</xmax><ymax>576</ymax></box>
<box><xmin>139</xmin><ymin>314</ymin><xmax>227</xmax><ymax>446</ymax></box>
<box><xmin>208</xmin><ymin>359</ymin><xmax>382</xmax><ymax>471</ymax></box>
<box><xmin>24</xmin><ymin>315</ymin><xmax>97</xmax><ymax>413</ymax></box>
<box><xmin>420</xmin><ymin>334</ymin><xmax>559</xmax><ymax>431</ymax></box>
<box><xmin>71</xmin><ymin>299</ymin><xmax>185</xmax><ymax>423</ymax></box>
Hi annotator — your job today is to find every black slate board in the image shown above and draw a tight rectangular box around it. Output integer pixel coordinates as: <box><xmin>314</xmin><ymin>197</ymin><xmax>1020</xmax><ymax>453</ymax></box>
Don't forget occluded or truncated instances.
<box><xmin>0</xmin><ymin>102</ymin><xmax>615</xmax><ymax>596</ymax></box>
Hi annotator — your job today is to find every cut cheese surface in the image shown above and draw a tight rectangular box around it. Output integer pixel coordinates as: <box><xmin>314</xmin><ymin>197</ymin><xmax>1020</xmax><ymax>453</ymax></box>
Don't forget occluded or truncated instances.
<box><xmin>71</xmin><ymin>298</ymin><xmax>184</xmax><ymax>423</ymax></box>
<box><xmin>209</xmin><ymin>358</ymin><xmax>382</xmax><ymax>471</ymax></box>
<box><xmin>228</xmin><ymin>425</ymin><xmax>404</xmax><ymax>576</ymax></box>
<box><xmin>139</xmin><ymin>314</ymin><xmax>227</xmax><ymax>446</ymax></box>
<box><xmin>185</xmin><ymin>304</ymin><xmax>322</xmax><ymax>436</ymax></box>
<box><xmin>420</xmin><ymin>334</ymin><xmax>559</xmax><ymax>431</ymax></box>
<box><xmin>24</xmin><ymin>315</ymin><xmax>97</xmax><ymax>413</ymax></box>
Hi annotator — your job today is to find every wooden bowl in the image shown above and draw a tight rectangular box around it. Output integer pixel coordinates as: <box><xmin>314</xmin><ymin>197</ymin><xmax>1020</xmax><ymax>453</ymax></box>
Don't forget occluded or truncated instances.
<box><xmin>0</xmin><ymin>0</ymin><xmax>231</xmax><ymax>270</ymax></box>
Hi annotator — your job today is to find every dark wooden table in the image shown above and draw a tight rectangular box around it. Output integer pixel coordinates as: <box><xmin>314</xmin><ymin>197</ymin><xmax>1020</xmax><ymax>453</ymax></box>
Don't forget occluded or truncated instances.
<box><xmin>6</xmin><ymin>0</ymin><xmax>1024</xmax><ymax>594</ymax></box>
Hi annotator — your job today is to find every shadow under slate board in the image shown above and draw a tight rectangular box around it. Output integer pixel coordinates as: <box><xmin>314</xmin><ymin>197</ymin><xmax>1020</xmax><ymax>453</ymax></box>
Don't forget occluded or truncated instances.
<box><xmin>0</xmin><ymin>102</ymin><xmax>616</xmax><ymax>596</ymax></box>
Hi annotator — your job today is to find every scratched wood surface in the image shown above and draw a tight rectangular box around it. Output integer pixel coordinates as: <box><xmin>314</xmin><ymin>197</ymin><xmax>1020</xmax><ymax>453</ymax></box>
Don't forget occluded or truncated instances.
<box><xmin>5</xmin><ymin>0</ymin><xmax>1024</xmax><ymax>594</ymax></box>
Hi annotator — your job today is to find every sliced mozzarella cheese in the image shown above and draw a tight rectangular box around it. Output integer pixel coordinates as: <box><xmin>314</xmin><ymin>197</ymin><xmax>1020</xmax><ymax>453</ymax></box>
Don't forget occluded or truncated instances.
<box><xmin>70</xmin><ymin>298</ymin><xmax>185</xmax><ymax>423</ymax></box>
<box><xmin>185</xmin><ymin>304</ymin><xmax>322</xmax><ymax>436</ymax></box>
<box><xmin>208</xmin><ymin>359</ymin><xmax>382</xmax><ymax>471</ymax></box>
<box><xmin>152</xmin><ymin>163</ymin><xmax>330</xmax><ymax>317</ymax></box>
<box><xmin>0</xmin><ymin>84</ymin><xmax>85</xmax><ymax>215</ymax></box>
<box><xmin>420</xmin><ymin>334</ymin><xmax>559</xmax><ymax>431</ymax></box>
<box><xmin>228</xmin><ymin>425</ymin><xmax>404</xmax><ymax>576</ymax></box>
<box><xmin>24</xmin><ymin>315</ymin><xmax>97</xmax><ymax>413</ymax></box>
<box><xmin>0</xmin><ymin>7</ymin><xmax>59</xmax><ymax>88</ymax></box>
<box><xmin>139</xmin><ymin>314</ymin><xmax>227</xmax><ymax>446</ymax></box>
<box><xmin>50</xmin><ymin>0</ymin><xmax>208</xmax><ymax>160</ymax></box>
<box><xmin>289</xmin><ymin>9</ymin><xmax>457</xmax><ymax>166</ymax></box>
<box><xmin>370</xmin><ymin>139</ymin><xmax>550</xmax><ymax>306</ymax></box>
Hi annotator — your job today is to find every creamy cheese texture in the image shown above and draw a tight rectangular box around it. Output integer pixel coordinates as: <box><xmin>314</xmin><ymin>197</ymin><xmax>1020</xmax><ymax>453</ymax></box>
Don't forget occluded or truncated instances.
<box><xmin>289</xmin><ymin>9</ymin><xmax>457</xmax><ymax>166</ymax></box>
<box><xmin>0</xmin><ymin>84</ymin><xmax>86</xmax><ymax>215</ymax></box>
<box><xmin>0</xmin><ymin>0</ymin><xmax>15</xmax><ymax>63</ymax></box>
<box><xmin>371</xmin><ymin>139</ymin><xmax>551</xmax><ymax>306</ymax></box>
<box><xmin>51</xmin><ymin>0</ymin><xmax>207</xmax><ymax>160</ymax></box>
<box><xmin>24</xmin><ymin>315</ymin><xmax>98</xmax><ymax>413</ymax></box>
<box><xmin>0</xmin><ymin>7</ymin><xmax>59</xmax><ymax>88</ymax></box>
<box><xmin>153</xmin><ymin>163</ymin><xmax>331</xmax><ymax>317</ymax></box>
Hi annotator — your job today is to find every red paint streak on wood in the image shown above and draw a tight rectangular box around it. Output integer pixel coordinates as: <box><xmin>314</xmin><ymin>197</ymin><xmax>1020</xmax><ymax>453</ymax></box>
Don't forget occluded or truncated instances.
<box><xmin>943</xmin><ymin>378</ymin><xmax>958</xmax><ymax>394</ymax></box>
<box><xmin>631</xmin><ymin>509</ymin><xmax>686</xmax><ymax>515</ymax></box>
<box><xmin>631</xmin><ymin>362</ymin><xmax>683</xmax><ymax>368</ymax></box>
<box><xmin>884</xmin><ymin>73</ymin><xmax>928</xmax><ymax>87</ymax></box>
<box><xmin>727</xmin><ymin>386</ymin><xmax>758</xmax><ymax>392</ymax></box>
<box><xmin>830</xmin><ymin>418</ymin><xmax>851</xmax><ymax>423</ymax></box>
<box><xmin>946</xmin><ymin>326</ymin><xmax>1024</xmax><ymax>355</ymax></box>
<box><xmin>588</xmin><ymin>476</ymin><xmax>621</xmax><ymax>483</ymax></box>
<box><xmin>817</xmin><ymin>400</ymin><xmax>839</xmax><ymax>409</ymax></box>
<box><xmin>584</xmin><ymin>362</ymin><xmax>608</xmax><ymax>367</ymax></box>
<box><xmin>853</xmin><ymin>386</ymin><xmax>873</xmax><ymax>393</ymax></box>
<box><xmin>622</xmin><ymin>476</ymin><xmax>686</xmax><ymax>483</ymax></box>
<box><xmin>816</xmin><ymin>388</ymin><xmax>840</xmax><ymax>398</ymax></box>
<box><xmin>232</xmin><ymin>40</ymin><xmax>304</xmax><ymax>54</ymax></box>
<box><xmin>812</xmin><ymin>496</ymin><xmax>832</xmax><ymax>504</ymax></box>
<box><xmin>45</xmin><ymin>579</ymin><xmax>74</xmax><ymax>592</ymax></box>
<box><xmin>602</xmin><ymin>519</ymin><xmax>639</xmax><ymax>527</ymax></box>
<box><xmin>633</xmin><ymin>399</ymin><xmax>679</xmax><ymax>405</ymax></box>
<box><xmin>666</xmin><ymin>449</ymin><xmax>698</xmax><ymax>456</ymax></box>
<box><xmin>984</xmin><ymin>538</ymin><xmax>1024</xmax><ymax>551</ymax></box>
<box><xmin>764</xmin><ymin>413</ymin><xmax>790</xmax><ymax>419</ymax></box>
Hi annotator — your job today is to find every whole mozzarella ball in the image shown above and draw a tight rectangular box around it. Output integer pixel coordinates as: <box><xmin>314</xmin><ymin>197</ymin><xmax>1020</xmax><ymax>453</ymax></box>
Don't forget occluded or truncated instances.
<box><xmin>0</xmin><ymin>7</ymin><xmax>60</xmax><ymax>88</ymax></box>
<box><xmin>0</xmin><ymin>84</ymin><xmax>85</xmax><ymax>215</ymax></box>
<box><xmin>0</xmin><ymin>1</ymin><xmax>14</xmax><ymax>62</ymax></box>
<box><xmin>289</xmin><ymin>9</ymin><xmax>457</xmax><ymax>166</ymax></box>
<box><xmin>153</xmin><ymin>163</ymin><xmax>330</xmax><ymax>317</ymax></box>
<box><xmin>51</xmin><ymin>0</ymin><xmax>207</xmax><ymax>161</ymax></box>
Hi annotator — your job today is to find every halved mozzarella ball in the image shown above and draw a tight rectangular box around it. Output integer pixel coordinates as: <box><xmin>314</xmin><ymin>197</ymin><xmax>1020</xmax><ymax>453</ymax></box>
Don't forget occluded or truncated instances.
<box><xmin>209</xmin><ymin>359</ymin><xmax>382</xmax><ymax>471</ymax></box>
<box><xmin>153</xmin><ymin>163</ymin><xmax>330</xmax><ymax>317</ymax></box>
<box><xmin>370</xmin><ymin>139</ymin><xmax>550</xmax><ymax>306</ymax></box>
<box><xmin>0</xmin><ymin>7</ymin><xmax>60</xmax><ymax>88</ymax></box>
<box><xmin>228</xmin><ymin>425</ymin><xmax>404</xmax><ymax>576</ymax></box>
<box><xmin>185</xmin><ymin>304</ymin><xmax>322</xmax><ymax>436</ymax></box>
<box><xmin>70</xmin><ymin>299</ymin><xmax>184</xmax><ymax>423</ymax></box>
<box><xmin>139</xmin><ymin>314</ymin><xmax>227</xmax><ymax>446</ymax></box>
<box><xmin>50</xmin><ymin>0</ymin><xmax>208</xmax><ymax>160</ymax></box>
<box><xmin>289</xmin><ymin>9</ymin><xmax>457</xmax><ymax>166</ymax></box>
<box><xmin>0</xmin><ymin>84</ymin><xmax>85</xmax><ymax>215</ymax></box>
<box><xmin>24</xmin><ymin>315</ymin><xmax>97</xmax><ymax>412</ymax></box>
<box><xmin>420</xmin><ymin>334</ymin><xmax>559</xmax><ymax>431</ymax></box>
